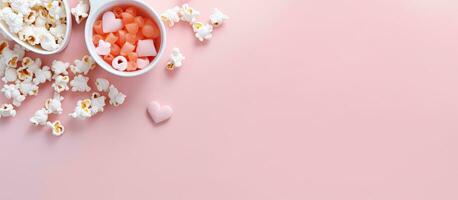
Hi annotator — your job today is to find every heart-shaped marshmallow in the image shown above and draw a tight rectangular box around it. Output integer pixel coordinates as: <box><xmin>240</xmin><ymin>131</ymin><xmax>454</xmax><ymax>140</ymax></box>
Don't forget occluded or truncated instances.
<box><xmin>148</xmin><ymin>101</ymin><xmax>173</xmax><ymax>123</ymax></box>
<box><xmin>102</xmin><ymin>11</ymin><xmax>123</xmax><ymax>33</ymax></box>
<box><xmin>95</xmin><ymin>40</ymin><xmax>111</xmax><ymax>55</ymax></box>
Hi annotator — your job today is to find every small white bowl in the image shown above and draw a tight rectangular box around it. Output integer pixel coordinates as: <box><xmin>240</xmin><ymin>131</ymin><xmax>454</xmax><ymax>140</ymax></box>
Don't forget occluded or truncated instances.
<box><xmin>85</xmin><ymin>0</ymin><xmax>167</xmax><ymax>78</ymax></box>
<box><xmin>0</xmin><ymin>0</ymin><xmax>72</xmax><ymax>55</ymax></box>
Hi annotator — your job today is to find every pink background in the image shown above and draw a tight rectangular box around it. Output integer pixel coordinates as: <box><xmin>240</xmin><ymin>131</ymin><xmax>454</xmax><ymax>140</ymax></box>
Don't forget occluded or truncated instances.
<box><xmin>2</xmin><ymin>0</ymin><xmax>458</xmax><ymax>199</ymax></box>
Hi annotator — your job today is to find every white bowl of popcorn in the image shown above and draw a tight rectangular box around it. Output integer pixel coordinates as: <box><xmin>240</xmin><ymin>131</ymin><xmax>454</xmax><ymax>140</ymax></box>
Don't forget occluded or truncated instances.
<box><xmin>0</xmin><ymin>0</ymin><xmax>72</xmax><ymax>55</ymax></box>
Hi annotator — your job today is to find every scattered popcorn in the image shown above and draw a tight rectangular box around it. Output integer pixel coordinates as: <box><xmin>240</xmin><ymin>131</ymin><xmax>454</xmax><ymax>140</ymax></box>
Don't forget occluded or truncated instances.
<box><xmin>33</xmin><ymin>66</ymin><xmax>52</xmax><ymax>85</ymax></box>
<box><xmin>108</xmin><ymin>85</ymin><xmax>126</xmax><ymax>107</ymax></box>
<box><xmin>0</xmin><ymin>103</ymin><xmax>16</xmax><ymax>118</ymax></box>
<box><xmin>167</xmin><ymin>48</ymin><xmax>185</xmax><ymax>70</ymax></box>
<box><xmin>112</xmin><ymin>56</ymin><xmax>128</xmax><ymax>71</ymax></box>
<box><xmin>161</xmin><ymin>6</ymin><xmax>181</xmax><ymax>27</ymax></box>
<box><xmin>179</xmin><ymin>4</ymin><xmax>200</xmax><ymax>24</ymax></box>
<box><xmin>70</xmin><ymin>55</ymin><xmax>96</xmax><ymax>75</ymax></box>
<box><xmin>209</xmin><ymin>8</ymin><xmax>229</xmax><ymax>27</ymax></box>
<box><xmin>1</xmin><ymin>84</ymin><xmax>25</xmax><ymax>107</ymax></box>
<box><xmin>51</xmin><ymin>60</ymin><xmax>69</xmax><ymax>78</ymax></box>
<box><xmin>30</xmin><ymin>108</ymin><xmax>48</xmax><ymax>126</ymax></box>
<box><xmin>16</xmin><ymin>65</ymin><xmax>33</xmax><ymax>81</ymax></box>
<box><xmin>2</xmin><ymin>46</ymin><xmax>20</xmax><ymax>68</ymax></box>
<box><xmin>95</xmin><ymin>78</ymin><xmax>109</xmax><ymax>92</ymax></box>
<box><xmin>51</xmin><ymin>75</ymin><xmax>69</xmax><ymax>93</ymax></box>
<box><xmin>47</xmin><ymin>120</ymin><xmax>64</xmax><ymax>136</ymax></box>
<box><xmin>70</xmin><ymin>74</ymin><xmax>91</xmax><ymax>92</ymax></box>
<box><xmin>2</xmin><ymin>67</ymin><xmax>17</xmax><ymax>83</ymax></box>
<box><xmin>95</xmin><ymin>40</ymin><xmax>111</xmax><ymax>56</ymax></box>
<box><xmin>18</xmin><ymin>79</ymin><xmax>39</xmax><ymax>96</ymax></box>
<box><xmin>71</xmin><ymin>0</ymin><xmax>89</xmax><ymax>24</ymax></box>
<box><xmin>90</xmin><ymin>92</ymin><xmax>106</xmax><ymax>115</ymax></box>
<box><xmin>69</xmin><ymin>98</ymin><xmax>92</xmax><ymax>120</ymax></box>
<box><xmin>22</xmin><ymin>57</ymin><xmax>42</xmax><ymax>74</ymax></box>
<box><xmin>193</xmin><ymin>22</ymin><xmax>213</xmax><ymax>42</ymax></box>
<box><xmin>45</xmin><ymin>93</ymin><xmax>64</xmax><ymax>115</ymax></box>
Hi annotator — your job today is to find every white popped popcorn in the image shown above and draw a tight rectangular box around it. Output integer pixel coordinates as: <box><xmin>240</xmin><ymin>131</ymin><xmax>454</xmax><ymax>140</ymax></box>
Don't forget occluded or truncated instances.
<box><xmin>70</xmin><ymin>55</ymin><xmax>96</xmax><ymax>75</ymax></box>
<box><xmin>0</xmin><ymin>7</ymin><xmax>24</xmax><ymax>33</ymax></box>
<box><xmin>16</xmin><ymin>65</ymin><xmax>33</xmax><ymax>81</ymax></box>
<box><xmin>179</xmin><ymin>4</ymin><xmax>200</xmax><ymax>24</ymax></box>
<box><xmin>0</xmin><ymin>103</ymin><xmax>16</xmax><ymax>118</ymax></box>
<box><xmin>6</xmin><ymin>0</ymin><xmax>42</xmax><ymax>15</ymax></box>
<box><xmin>70</xmin><ymin>74</ymin><xmax>91</xmax><ymax>92</ymax></box>
<box><xmin>51</xmin><ymin>75</ymin><xmax>69</xmax><ymax>93</ymax></box>
<box><xmin>95</xmin><ymin>78</ymin><xmax>109</xmax><ymax>92</ymax></box>
<box><xmin>30</xmin><ymin>108</ymin><xmax>48</xmax><ymax>125</ymax></box>
<box><xmin>167</xmin><ymin>48</ymin><xmax>185</xmax><ymax>70</ymax></box>
<box><xmin>112</xmin><ymin>56</ymin><xmax>128</xmax><ymax>71</ymax></box>
<box><xmin>90</xmin><ymin>92</ymin><xmax>106</xmax><ymax>115</ymax></box>
<box><xmin>2</xmin><ymin>67</ymin><xmax>17</xmax><ymax>83</ymax></box>
<box><xmin>39</xmin><ymin>30</ymin><xmax>60</xmax><ymax>51</ymax></box>
<box><xmin>33</xmin><ymin>66</ymin><xmax>51</xmax><ymax>85</ymax></box>
<box><xmin>71</xmin><ymin>0</ymin><xmax>89</xmax><ymax>24</ymax></box>
<box><xmin>209</xmin><ymin>8</ymin><xmax>229</xmax><ymax>27</ymax></box>
<box><xmin>45</xmin><ymin>93</ymin><xmax>64</xmax><ymax>115</ymax></box>
<box><xmin>47</xmin><ymin>120</ymin><xmax>64</xmax><ymax>136</ymax></box>
<box><xmin>161</xmin><ymin>6</ymin><xmax>181</xmax><ymax>27</ymax></box>
<box><xmin>108</xmin><ymin>85</ymin><xmax>126</xmax><ymax>107</ymax></box>
<box><xmin>69</xmin><ymin>98</ymin><xmax>92</xmax><ymax>120</ymax></box>
<box><xmin>47</xmin><ymin>0</ymin><xmax>66</xmax><ymax>20</ymax></box>
<box><xmin>51</xmin><ymin>60</ymin><xmax>69</xmax><ymax>77</ymax></box>
<box><xmin>22</xmin><ymin>57</ymin><xmax>42</xmax><ymax>74</ymax></box>
<box><xmin>18</xmin><ymin>79</ymin><xmax>39</xmax><ymax>96</ymax></box>
<box><xmin>13</xmin><ymin>44</ymin><xmax>25</xmax><ymax>60</ymax></box>
<box><xmin>193</xmin><ymin>22</ymin><xmax>213</xmax><ymax>42</ymax></box>
<box><xmin>50</xmin><ymin>21</ymin><xmax>67</xmax><ymax>41</ymax></box>
<box><xmin>2</xmin><ymin>47</ymin><xmax>20</xmax><ymax>68</ymax></box>
<box><xmin>1</xmin><ymin>84</ymin><xmax>25</xmax><ymax>107</ymax></box>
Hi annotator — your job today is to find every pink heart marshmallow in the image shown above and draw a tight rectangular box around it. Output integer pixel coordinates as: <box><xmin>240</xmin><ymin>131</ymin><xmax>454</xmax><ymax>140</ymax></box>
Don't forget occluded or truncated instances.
<box><xmin>147</xmin><ymin>101</ymin><xmax>173</xmax><ymax>123</ymax></box>
<box><xmin>102</xmin><ymin>11</ymin><xmax>123</xmax><ymax>33</ymax></box>
<box><xmin>136</xmin><ymin>40</ymin><xmax>157</xmax><ymax>57</ymax></box>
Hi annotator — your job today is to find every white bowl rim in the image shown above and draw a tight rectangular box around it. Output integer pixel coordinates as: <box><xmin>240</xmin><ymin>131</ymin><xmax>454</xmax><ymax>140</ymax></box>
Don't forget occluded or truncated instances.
<box><xmin>85</xmin><ymin>0</ymin><xmax>167</xmax><ymax>78</ymax></box>
<box><xmin>0</xmin><ymin>0</ymin><xmax>73</xmax><ymax>55</ymax></box>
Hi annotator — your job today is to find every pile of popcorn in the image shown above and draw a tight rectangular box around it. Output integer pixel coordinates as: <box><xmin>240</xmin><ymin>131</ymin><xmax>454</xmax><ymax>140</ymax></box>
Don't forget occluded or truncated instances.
<box><xmin>0</xmin><ymin>40</ymin><xmax>126</xmax><ymax>136</ymax></box>
<box><xmin>161</xmin><ymin>4</ymin><xmax>228</xmax><ymax>70</ymax></box>
<box><xmin>0</xmin><ymin>0</ymin><xmax>67</xmax><ymax>51</ymax></box>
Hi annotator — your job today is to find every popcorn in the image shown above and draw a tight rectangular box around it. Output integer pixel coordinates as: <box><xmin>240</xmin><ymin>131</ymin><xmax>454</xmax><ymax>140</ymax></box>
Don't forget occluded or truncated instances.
<box><xmin>18</xmin><ymin>79</ymin><xmax>39</xmax><ymax>96</ymax></box>
<box><xmin>108</xmin><ymin>85</ymin><xmax>126</xmax><ymax>107</ymax></box>
<box><xmin>179</xmin><ymin>4</ymin><xmax>200</xmax><ymax>24</ymax></box>
<box><xmin>95</xmin><ymin>78</ymin><xmax>109</xmax><ymax>92</ymax></box>
<box><xmin>33</xmin><ymin>66</ymin><xmax>52</xmax><ymax>85</ymax></box>
<box><xmin>69</xmin><ymin>98</ymin><xmax>92</xmax><ymax>120</ymax></box>
<box><xmin>6</xmin><ymin>0</ymin><xmax>41</xmax><ymax>15</ymax></box>
<box><xmin>2</xmin><ymin>67</ymin><xmax>17</xmax><ymax>83</ymax></box>
<box><xmin>51</xmin><ymin>60</ymin><xmax>69</xmax><ymax>78</ymax></box>
<box><xmin>47</xmin><ymin>120</ymin><xmax>64</xmax><ymax>136</ymax></box>
<box><xmin>50</xmin><ymin>21</ymin><xmax>67</xmax><ymax>41</ymax></box>
<box><xmin>0</xmin><ymin>7</ymin><xmax>24</xmax><ymax>33</ymax></box>
<box><xmin>71</xmin><ymin>0</ymin><xmax>89</xmax><ymax>24</ymax></box>
<box><xmin>70</xmin><ymin>55</ymin><xmax>96</xmax><ymax>75</ymax></box>
<box><xmin>2</xmin><ymin>47</ymin><xmax>20</xmax><ymax>68</ymax></box>
<box><xmin>95</xmin><ymin>40</ymin><xmax>111</xmax><ymax>56</ymax></box>
<box><xmin>13</xmin><ymin>44</ymin><xmax>25</xmax><ymax>60</ymax></box>
<box><xmin>39</xmin><ymin>30</ymin><xmax>60</xmax><ymax>51</ymax></box>
<box><xmin>161</xmin><ymin>6</ymin><xmax>181</xmax><ymax>27</ymax></box>
<box><xmin>167</xmin><ymin>48</ymin><xmax>185</xmax><ymax>70</ymax></box>
<box><xmin>22</xmin><ymin>57</ymin><xmax>42</xmax><ymax>74</ymax></box>
<box><xmin>0</xmin><ymin>103</ymin><xmax>16</xmax><ymax>118</ymax></box>
<box><xmin>90</xmin><ymin>92</ymin><xmax>106</xmax><ymax>115</ymax></box>
<box><xmin>51</xmin><ymin>75</ymin><xmax>69</xmax><ymax>93</ymax></box>
<box><xmin>17</xmin><ymin>26</ymin><xmax>41</xmax><ymax>46</ymax></box>
<box><xmin>45</xmin><ymin>93</ymin><xmax>64</xmax><ymax>115</ymax></box>
<box><xmin>1</xmin><ymin>84</ymin><xmax>25</xmax><ymax>107</ymax></box>
<box><xmin>16</xmin><ymin>65</ymin><xmax>33</xmax><ymax>81</ymax></box>
<box><xmin>193</xmin><ymin>22</ymin><xmax>213</xmax><ymax>42</ymax></box>
<box><xmin>70</xmin><ymin>74</ymin><xmax>91</xmax><ymax>92</ymax></box>
<box><xmin>112</xmin><ymin>56</ymin><xmax>128</xmax><ymax>71</ymax></box>
<box><xmin>24</xmin><ymin>10</ymin><xmax>38</xmax><ymax>24</ymax></box>
<box><xmin>30</xmin><ymin>108</ymin><xmax>48</xmax><ymax>126</ymax></box>
<box><xmin>209</xmin><ymin>8</ymin><xmax>229</xmax><ymax>27</ymax></box>
<box><xmin>47</xmin><ymin>0</ymin><xmax>66</xmax><ymax>20</ymax></box>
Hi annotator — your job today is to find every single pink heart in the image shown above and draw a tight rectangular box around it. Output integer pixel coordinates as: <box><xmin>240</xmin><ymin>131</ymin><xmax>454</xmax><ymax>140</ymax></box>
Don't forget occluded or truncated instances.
<box><xmin>102</xmin><ymin>11</ymin><xmax>122</xmax><ymax>33</ymax></box>
<box><xmin>147</xmin><ymin>101</ymin><xmax>173</xmax><ymax>123</ymax></box>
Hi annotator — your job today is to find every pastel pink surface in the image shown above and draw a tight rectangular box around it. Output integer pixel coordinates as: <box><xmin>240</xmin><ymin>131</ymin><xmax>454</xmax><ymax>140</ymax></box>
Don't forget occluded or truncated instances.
<box><xmin>2</xmin><ymin>0</ymin><xmax>458</xmax><ymax>200</ymax></box>
<box><xmin>102</xmin><ymin>11</ymin><xmax>122</xmax><ymax>33</ymax></box>
<box><xmin>136</xmin><ymin>39</ymin><xmax>157</xmax><ymax>57</ymax></box>
<box><xmin>147</xmin><ymin>101</ymin><xmax>173</xmax><ymax>123</ymax></box>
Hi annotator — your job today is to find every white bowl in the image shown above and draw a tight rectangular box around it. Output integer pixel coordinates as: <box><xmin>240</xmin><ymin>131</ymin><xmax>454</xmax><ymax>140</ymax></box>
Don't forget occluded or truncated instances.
<box><xmin>85</xmin><ymin>0</ymin><xmax>167</xmax><ymax>78</ymax></box>
<box><xmin>0</xmin><ymin>0</ymin><xmax>72</xmax><ymax>55</ymax></box>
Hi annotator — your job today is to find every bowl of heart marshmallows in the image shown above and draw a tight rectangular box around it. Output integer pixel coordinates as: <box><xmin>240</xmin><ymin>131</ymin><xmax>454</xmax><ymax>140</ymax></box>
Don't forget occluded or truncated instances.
<box><xmin>93</xmin><ymin>6</ymin><xmax>161</xmax><ymax>72</ymax></box>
